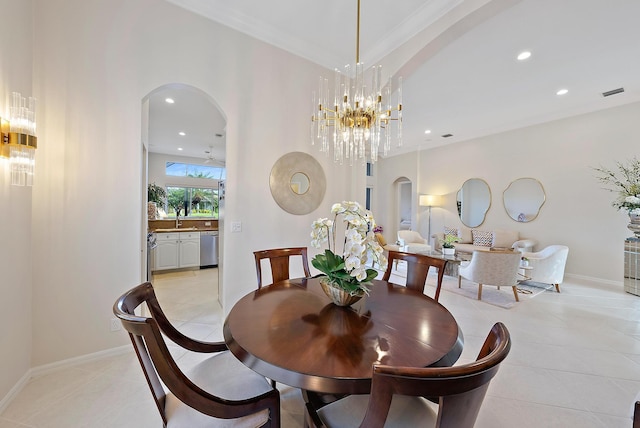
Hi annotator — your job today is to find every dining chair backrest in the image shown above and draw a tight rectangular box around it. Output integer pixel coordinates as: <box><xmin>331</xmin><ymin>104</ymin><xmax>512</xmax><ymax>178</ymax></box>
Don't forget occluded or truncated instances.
<box><xmin>113</xmin><ymin>282</ymin><xmax>280</xmax><ymax>427</ymax></box>
<box><xmin>359</xmin><ymin>322</ymin><xmax>511</xmax><ymax>427</ymax></box>
<box><xmin>462</xmin><ymin>250</ymin><xmax>522</xmax><ymax>286</ymax></box>
<box><xmin>253</xmin><ymin>247</ymin><xmax>311</xmax><ymax>288</ymax></box>
<box><xmin>382</xmin><ymin>250</ymin><xmax>447</xmax><ymax>301</ymax></box>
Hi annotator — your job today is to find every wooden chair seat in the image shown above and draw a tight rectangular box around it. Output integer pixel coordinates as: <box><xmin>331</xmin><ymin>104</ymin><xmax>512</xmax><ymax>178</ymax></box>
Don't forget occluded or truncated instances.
<box><xmin>113</xmin><ymin>282</ymin><xmax>280</xmax><ymax>427</ymax></box>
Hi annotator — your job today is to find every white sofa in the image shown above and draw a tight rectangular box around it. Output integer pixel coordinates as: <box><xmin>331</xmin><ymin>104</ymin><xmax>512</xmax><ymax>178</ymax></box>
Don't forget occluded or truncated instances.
<box><xmin>432</xmin><ymin>227</ymin><xmax>535</xmax><ymax>255</ymax></box>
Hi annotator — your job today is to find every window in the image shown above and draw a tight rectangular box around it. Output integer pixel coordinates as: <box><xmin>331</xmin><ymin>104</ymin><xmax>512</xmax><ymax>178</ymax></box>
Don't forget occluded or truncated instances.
<box><xmin>166</xmin><ymin>186</ymin><xmax>219</xmax><ymax>218</ymax></box>
<box><xmin>366</xmin><ymin>187</ymin><xmax>372</xmax><ymax>211</ymax></box>
<box><xmin>366</xmin><ymin>162</ymin><xmax>373</xmax><ymax>177</ymax></box>
<box><xmin>166</xmin><ymin>162</ymin><xmax>226</xmax><ymax>180</ymax></box>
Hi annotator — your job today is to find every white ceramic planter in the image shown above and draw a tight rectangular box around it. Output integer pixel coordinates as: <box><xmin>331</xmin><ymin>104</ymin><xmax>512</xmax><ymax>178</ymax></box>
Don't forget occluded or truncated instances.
<box><xmin>442</xmin><ymin>247</ymin><xmax>455</xmax><ymax>255</ymax></box>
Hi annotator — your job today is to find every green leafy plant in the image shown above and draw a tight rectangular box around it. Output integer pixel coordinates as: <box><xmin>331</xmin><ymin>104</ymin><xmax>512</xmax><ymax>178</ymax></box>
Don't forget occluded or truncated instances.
<box><xmin>593</xmin><ymin>158</ymin><xmax>640</xmax><ymax>214</ymax></box>
<box><xmin>147</xmin><ymin>182</ymin><xmax>167</xmax><ymax>206</ymax></box>
<box><xmin>440</xmin><ymin>234</ymin><xmax>460</xmax><ymax>249</ymax></box>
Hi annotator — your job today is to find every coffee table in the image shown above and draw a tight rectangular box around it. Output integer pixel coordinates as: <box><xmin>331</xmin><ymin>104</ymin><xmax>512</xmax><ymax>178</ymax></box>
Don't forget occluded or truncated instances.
<box><xmin>400</xmin><ymin>248</ymin><xmax>469</xmax><ymax>278</ymax></box>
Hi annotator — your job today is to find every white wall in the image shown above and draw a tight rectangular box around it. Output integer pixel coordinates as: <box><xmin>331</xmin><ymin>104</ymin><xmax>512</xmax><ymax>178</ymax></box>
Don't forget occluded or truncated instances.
<box><xmin>377</xmin><ymin>101</ymin><xmax>640</xmax><ymax>284</ymax></box>
<box><xmin>0</xmin><ymin>0</ymin><xmax>34</xmax><ymax>404</ymax></box>
<box><xmin>25</xmin><ymin>0</ymin><xmax>357</xmax><ymax>369</ymax></box>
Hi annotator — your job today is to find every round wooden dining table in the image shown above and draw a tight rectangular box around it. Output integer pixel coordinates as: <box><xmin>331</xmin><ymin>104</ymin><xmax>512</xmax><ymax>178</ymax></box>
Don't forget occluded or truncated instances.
<box><xmin>223</xmin><ymin>277</ymin><xmax>463</xmax><ymax>395</ymax></box>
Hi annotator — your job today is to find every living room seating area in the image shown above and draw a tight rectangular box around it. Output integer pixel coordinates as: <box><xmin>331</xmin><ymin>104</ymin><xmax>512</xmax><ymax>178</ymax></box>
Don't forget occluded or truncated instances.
<box><xmin>432</xmin><ymin>226</ymin><xmax>536</xmax><ymax>255</ymax></box>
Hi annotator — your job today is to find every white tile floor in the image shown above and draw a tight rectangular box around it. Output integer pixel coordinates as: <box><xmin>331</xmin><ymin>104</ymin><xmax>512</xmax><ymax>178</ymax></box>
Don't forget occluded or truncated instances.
<box><xmin>2</xmin><ymin>267</ymin><xmax>640</xmax><ymax>427</ymax></box>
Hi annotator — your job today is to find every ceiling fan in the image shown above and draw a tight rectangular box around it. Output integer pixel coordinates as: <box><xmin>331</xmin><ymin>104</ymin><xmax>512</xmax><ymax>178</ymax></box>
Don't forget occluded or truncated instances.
<box><xmin>204</xmin><ymin>146</ymin><xmax>225</xmax><ymax>166</ymax></box>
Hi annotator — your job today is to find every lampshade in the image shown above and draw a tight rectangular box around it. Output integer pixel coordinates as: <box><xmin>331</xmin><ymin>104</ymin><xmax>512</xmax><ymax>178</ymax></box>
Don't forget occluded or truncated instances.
<box><xmin>419</xmin><ymin>194</ymin><xmax>441</xmax><ymax>207</ymax></box>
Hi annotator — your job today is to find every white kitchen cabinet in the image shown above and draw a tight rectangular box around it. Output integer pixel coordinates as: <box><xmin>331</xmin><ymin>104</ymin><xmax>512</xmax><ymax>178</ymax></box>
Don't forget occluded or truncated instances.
<box><xmin>178</xmin><ymin>231</ymin><xmax>200</xmax><ymax>268</ymax></box>
<box><xmin>154</xmin><ymin>233</ymin><xmax>179</xmax><ymax>270</ymax></box>
<box><xmin>153</xmin><ymin>231</ymin><xmax>200</xmax><ymax>271</ymax></box>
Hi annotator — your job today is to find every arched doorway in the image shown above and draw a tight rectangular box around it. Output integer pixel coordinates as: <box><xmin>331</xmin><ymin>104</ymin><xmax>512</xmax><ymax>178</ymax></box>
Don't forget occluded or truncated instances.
<box><xmin>141</xmin><ymin>83</ymin><xmax>226</xmax><ymax>298</ymax></box>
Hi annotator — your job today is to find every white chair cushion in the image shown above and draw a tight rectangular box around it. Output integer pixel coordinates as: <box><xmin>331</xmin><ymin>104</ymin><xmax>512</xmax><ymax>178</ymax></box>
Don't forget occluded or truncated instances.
<box><xmin>318</xmin><ymin>394</ymin><xmax>438</xmax><ymax>427</ymax></box>
<box><xmin>165</xmin><ymin>351</ymin><xmax>271</xmax><ymax>428</ymax></box>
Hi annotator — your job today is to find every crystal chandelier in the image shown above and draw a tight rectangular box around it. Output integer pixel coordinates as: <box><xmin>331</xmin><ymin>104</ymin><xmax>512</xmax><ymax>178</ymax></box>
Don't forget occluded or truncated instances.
<box><xmin>1</xmin><ymin>92</ymin><xmax>37</xmax><ymax>186</ymax></box>
<box><xmin>311</xmin><ymin>0</ymin><xmax>402</xmax><ymax>165</ymax></box>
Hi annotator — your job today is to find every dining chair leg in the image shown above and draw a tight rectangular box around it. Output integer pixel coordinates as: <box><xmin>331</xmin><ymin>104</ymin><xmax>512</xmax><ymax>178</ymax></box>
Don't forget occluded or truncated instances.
<box><xmin>477</xmin><ymin>284</ymin><xmax>483</xmax><ymax>300</ymax></box>
<box><xmin>458</xmin><ymin>276</ymin><xmax>462</xmax><ymax>288</ymax></box>
<box><xmin>512</xmin><ymin>285</ymin><xmax>519</xmax><ymax>302</ymax></box>
<box><xmin>554</xmin><ymin>283</ymin><xmax>561</xmax><ymax>293</ymax></box>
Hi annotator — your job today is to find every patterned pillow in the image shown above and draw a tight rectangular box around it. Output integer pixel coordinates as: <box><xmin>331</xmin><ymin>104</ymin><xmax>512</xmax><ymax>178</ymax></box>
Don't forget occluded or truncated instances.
<box><xmin>472</xmin><ymin>230</ymin><xmax>493</xmax><ymax>247</ymax></box>
<box><xmin>443</xmin><ymin>226</ymin><xmax>459</xmax><ymax>239</ymax></box>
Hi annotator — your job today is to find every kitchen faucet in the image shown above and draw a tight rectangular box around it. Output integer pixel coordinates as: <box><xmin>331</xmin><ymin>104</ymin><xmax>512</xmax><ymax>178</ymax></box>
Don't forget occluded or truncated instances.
<box><xmin>175</xmin><ymin>209</ymin><xmax>182</xmax><ymax>228</ymax></box>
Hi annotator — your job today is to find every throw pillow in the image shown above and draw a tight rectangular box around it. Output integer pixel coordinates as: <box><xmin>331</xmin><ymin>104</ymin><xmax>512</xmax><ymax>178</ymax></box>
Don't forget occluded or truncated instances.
<box><xmin>443</xmin><ymin>226</ymin><xmax>459</xmax><ymax>239</ymax></box>
<box><xmin>472</xmin><ymin>230</ymin><xmax>493</xmax><ymax>247</ymax></box>
<box><xmin>459</xmin><ymin>227</ymin><xmax>473</xmax><ymax>243</ymax></box>
<box><xmin>375</xmin><ymin>232</ymin><xmax>387</xmax><ymax>247</ymax></box>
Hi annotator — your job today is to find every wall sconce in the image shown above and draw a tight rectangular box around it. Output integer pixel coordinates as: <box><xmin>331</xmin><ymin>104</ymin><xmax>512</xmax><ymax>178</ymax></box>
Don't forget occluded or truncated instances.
<box><xmin>419</xmin><ymin>194</ymin><xmax>442</xmax><ymax>244</ymax></box>
<box><xmin>1</xmin><ymin>92</ymin><xmax>37</xmax><ymax>186</ymax></box>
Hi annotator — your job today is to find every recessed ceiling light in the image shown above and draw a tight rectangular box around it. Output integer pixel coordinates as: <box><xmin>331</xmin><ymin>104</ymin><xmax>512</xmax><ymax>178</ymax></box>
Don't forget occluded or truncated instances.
<box><xmin>165</xmin><ymin>98</ymin><xmax>175</xmax><ymax>104</ymax></box>
<box><xmin>556</xmin><ymin>89</ymin><xmax>569</xmax><ymax>96</ymax></box>
<box><xmin>517</xmin><ymin>51</ymin><xmax>531</xmax><ymax>61</ymax></box>
<box><xmin>177</xmin><ymin>147</ymin><xmax>183</xmax><ymax>151</ymax></box>
<box><xmin>424</xmin><ymin>130</ymin><xmax>432</xmax><ymax>134</ymax></box>
<box><xmin>178</xmin><ymin>131</ymin><xmax>186</xmax><ymax>136</ymax></box>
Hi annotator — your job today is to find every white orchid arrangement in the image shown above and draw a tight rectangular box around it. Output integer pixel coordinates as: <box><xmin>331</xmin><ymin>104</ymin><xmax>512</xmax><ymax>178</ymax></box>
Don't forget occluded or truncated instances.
<box><xmin>593</xmin><ymin>158</ymin><xmax>640</xmax><ymax>215</ymax></box>
<box><xmin>310</xmin><ymin>201</ymin><xmax>387</xmax><ymax>295</ymax></box>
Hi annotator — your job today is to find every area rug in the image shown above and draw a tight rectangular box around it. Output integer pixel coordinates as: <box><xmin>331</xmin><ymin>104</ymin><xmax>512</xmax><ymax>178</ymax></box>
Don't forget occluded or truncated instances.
<box><xmin>380</xmin><ymin>262</ymin><xmax>554</xmax><ymax>309</ymax></box>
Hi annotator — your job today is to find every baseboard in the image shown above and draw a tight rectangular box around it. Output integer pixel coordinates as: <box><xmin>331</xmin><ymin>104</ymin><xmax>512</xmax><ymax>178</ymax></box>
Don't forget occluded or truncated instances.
<box><xmin>564</xmin><ymin>273</ymin><xmax>622</xmax><ymax>288</ymax></box>
<box><xmin>0</xmin><ymin>370</ymin><xmax>31</xmax><ymax>414</ymax></box>
<box><xmin>0</xmin><ymin>345</ymin><xmax>131</xmax><ymax>414</ymax></box>
<box><xmin>30</xmin><ymin>345</ymin><xmax>132</xmax><ymax>378</ymax></box>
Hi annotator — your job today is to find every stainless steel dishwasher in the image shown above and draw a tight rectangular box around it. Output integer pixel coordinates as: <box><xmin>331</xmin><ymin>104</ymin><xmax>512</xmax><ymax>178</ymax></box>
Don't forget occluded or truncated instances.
<box><xmin>200</xmin><ymin>231</ymin><xmax>218</xmax><ymax>268</ymax></box>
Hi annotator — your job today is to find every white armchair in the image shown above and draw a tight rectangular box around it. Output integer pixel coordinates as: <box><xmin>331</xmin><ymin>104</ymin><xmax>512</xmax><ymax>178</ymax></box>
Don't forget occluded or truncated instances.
<box><xmin>458</xmin><ymin>251</ymin><xmax>522</xmax><ymax>302</ymax></box>
<box><xmin>398</xmin><ymin>230</ymin><xmax>431</xmax><ymax>253</ymax></box>
<box><xmin>520</xmin><ymin>245</ymin><xmax>569</xmax><ymax>292</ymax></box>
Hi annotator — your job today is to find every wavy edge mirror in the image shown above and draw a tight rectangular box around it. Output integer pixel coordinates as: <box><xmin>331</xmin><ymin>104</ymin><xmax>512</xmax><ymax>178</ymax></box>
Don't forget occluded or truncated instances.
<box><xmin>456</xmin><ymin>178</ymin><xmax>491</xmax><ymax>228</ymax></box>
<box><xmin>503</xmin><ymin>177</ymin><xmax>546</xmax><ymax>222</ymax></box>
<box><xmin>269</xmin><ymin>152</ymin><xmax>326</xmax><ymax>215</ymax></box>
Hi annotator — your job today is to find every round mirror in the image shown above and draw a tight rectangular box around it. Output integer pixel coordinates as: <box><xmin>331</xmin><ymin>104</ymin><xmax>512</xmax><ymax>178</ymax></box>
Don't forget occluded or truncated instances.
<box><xmin>290</xmin><ymin>172</ymin><xmax>310</xmax><ymax>195</ymax></box>
<box><xmin>456</xmin><ymin>178</ymin><xmax>491</xmax><ymax>228</ymax></box>
<box><xmin>270</xmin><ymin>152</ymin><xmax>326</xmax><ymax>215</ymax></box>
<box><xmin>503</xmin><ymin>178</ymin><xmax>545</xmax><ymax>222</ymax></box>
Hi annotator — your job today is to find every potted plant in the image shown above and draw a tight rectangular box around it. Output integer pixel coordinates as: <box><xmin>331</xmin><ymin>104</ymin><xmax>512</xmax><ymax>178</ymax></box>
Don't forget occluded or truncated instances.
<box><xmin>440</xmin><ymin>234</ymin><xmax>459</xmax><ymax>255</ymax></box>
<box><xmin>310</xmin><ymin>201</ymin><xmax>387</xmax><ymax>306</ymax></box>
<box><xmin>147</xmin><ymin>182</ymin><xmax>167</xmax><ymax>220</ymax></box>
<box><xmin>593</xmin><ymin>157</ymin><xmax>640</xmax><ymax>237</ymax></box>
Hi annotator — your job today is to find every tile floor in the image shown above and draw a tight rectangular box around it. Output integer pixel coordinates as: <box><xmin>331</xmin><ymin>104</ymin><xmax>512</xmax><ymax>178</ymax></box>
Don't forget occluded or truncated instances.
<box><xmin>2</xmin><ymin>266</ymin><xmax>640</xmax><ymax>427</ymax></box>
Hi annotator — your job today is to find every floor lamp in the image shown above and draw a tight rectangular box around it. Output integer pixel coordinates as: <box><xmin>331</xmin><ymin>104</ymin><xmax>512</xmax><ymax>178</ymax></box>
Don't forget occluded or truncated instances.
<box><xmin>419</xmin><ymin>194</ymin><xmax>441</xmax><ymax>247</ymax></box>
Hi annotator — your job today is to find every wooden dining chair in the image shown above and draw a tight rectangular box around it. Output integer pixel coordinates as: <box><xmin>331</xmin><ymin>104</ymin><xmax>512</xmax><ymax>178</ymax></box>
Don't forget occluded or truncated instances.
<box><xmin>113</xmin><ymin>282</ymin><xmax>280</xmax><ymax>428</ymax></box>
<box><xmin>304</xmin><ymin>322</ymin><xmax>511</xmax><ymax>428</ymax></box>
<box><xmin>254</xmin><ymin>247</ymin><xmax>311</xmax><ymax>288</ymax></box>
<box><xmin>382</xmin><ymin>250</ymin><xmax>448</xmax><ymax>301</ymax></box>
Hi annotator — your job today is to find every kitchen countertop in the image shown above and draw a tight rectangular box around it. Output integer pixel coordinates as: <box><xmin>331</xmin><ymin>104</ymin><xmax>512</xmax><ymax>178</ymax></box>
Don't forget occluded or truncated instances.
<box><xmin>151</xmin><ymin>227</ymin><xmax>218</xmax><ymax>233</ymax></box>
